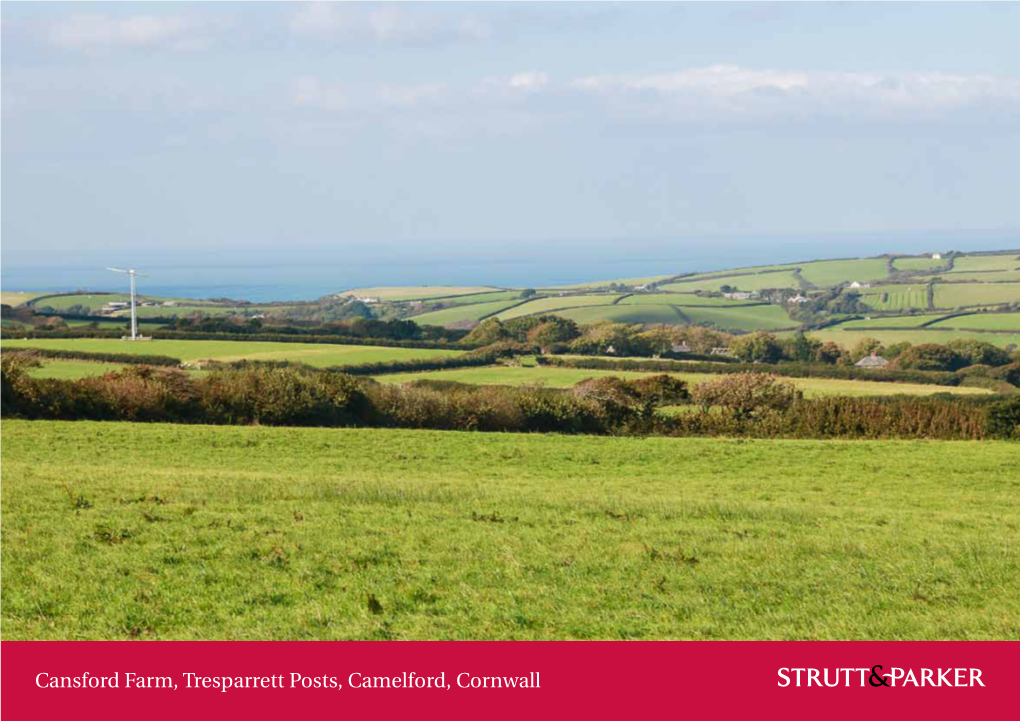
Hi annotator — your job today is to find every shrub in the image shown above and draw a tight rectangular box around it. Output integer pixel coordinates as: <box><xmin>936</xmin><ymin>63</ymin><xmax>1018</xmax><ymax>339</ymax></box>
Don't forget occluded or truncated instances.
<box><xmin>691</xmin><ymin>373</ymin><xmax>801</xmax><ymax>420</ymax></box>
<box><xmin>894</xmin><ymin>344</ymin><xmax>967</xmax><ymax>372</ymax></box>
<box><xmin>986</xmin><ymin>396</ymin><xmax>1020</xmax><ymax>439</ymax></box>
<box><xmin>730</xmin><ymin>332</ymin><xmax>782</xmax><ymax>364</ymax></box>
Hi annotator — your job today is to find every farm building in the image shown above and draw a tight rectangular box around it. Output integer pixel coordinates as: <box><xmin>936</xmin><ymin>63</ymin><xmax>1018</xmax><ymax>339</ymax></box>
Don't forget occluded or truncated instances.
<box><xmin>787</xmin><ymin>294</ymin><xmax>809</xmax><ymax>304</ymax></box>
<box><xmin>932</xmin><ymin>253</ymin><xmax>943</xmax><ymax>260</ymax></box>
<box><xmin>849</xmin><ymin>281</ymin><xmax>871</xmax><ymax>290</ymax></box>
<box><xmin>670</xmin><ymin>343</ymin><xmax>692</xmax><ymax>354</ymax></box>
<box><xmin>855</xmin><ymin>352</ymin><xmax>890</xmax><ymax>369</ymax></box>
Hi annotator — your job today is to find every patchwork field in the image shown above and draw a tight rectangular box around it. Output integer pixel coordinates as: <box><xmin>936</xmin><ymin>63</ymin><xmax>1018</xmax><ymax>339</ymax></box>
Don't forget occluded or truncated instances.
<box><xmin>860</xmin><ymin>286</ymin><xmax>930</xmax><ymax>311</ymax></box>
<box><xmin>554</xmin><ymin>305</ymin><xmax>682</xmax><ymax>325</ymax></box>
<box><xmin>619</xmin><ymin>293</ymin><xmax>755</xmax><ymax>307</ymax></box>
<box><xmin>376</xmin><ymin>365</ymin><xmax>992</xmax><ymax>397</ymax></box>
<box><xmin>0</xmin><ymin>291</ymin><xmax>51</xmax><ymax>307</ymax></box>
<box><xmin>948</xmin><ymin>254</ymin><xmax>1020</xmax><ymax>273</ymax></box>
<box><xmin>929</xmin><ymin>313</ymin><xmax>1020</xmax><ymax>331</ymax></box>
<box><xmin>545</xmin><ymin>275</ymin><xmax>674</xmax><ymax>290</ymax></box>
<box><xmin>934</xmin><ymin>283</ymin><xmax>1020</xmax><ymax>309</ymax></box>
<box><xmin>679</xmin><ymin>305</ymin><xmax>795</xmax><ymax>331</ymax></box>
<box><xmin>892</xmin><ymin>257</ymin><xmax>947</xmax><ymax>273</ymax></box>
<box><xmin>834</xmin><ymin>314</ymin><xmax>947</xmax><ymax>329</ymax></box>
<box><xmin>3</xmin><ymin>421</ymin><xmax>1017</xmax><ymax>641</ymax></box>
<box><xmin>495</xmin><ymin>295</ymin><xmax>623</xmax><ymax>320</ymax></box>
<box><xmin>405</xmin><ymin>300</ymin><xmax>521</xmax><ymax>326</ymax></box>
<box><xmin>805</xmin><ymin>328</ymin><xmax>1020</xmax><ymax>349</ymax></box>
<box><xmin>1</xmin><ymin>338</ymin><xmax>463</xmax><ymax>367</ymax></box>
<box><xmin>660</xmin><ymin>271</ymin><xmax>801</xmax><ymax>294</ymax></box>
<box><xmin>797</xmin><ymin>258</ymin><xmax>889</xmax><ymax>287</ymax></box>
<box><xmin>340</xmin><ymin>286</ymin><xmax>501</xmax><ymax>301</ymax></box>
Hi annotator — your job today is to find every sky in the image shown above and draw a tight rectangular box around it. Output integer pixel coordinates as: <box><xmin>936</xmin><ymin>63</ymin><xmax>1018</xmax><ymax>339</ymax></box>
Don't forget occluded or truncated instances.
<box><xmin>2</xmin><ymin>2</ymin><xmax>1020</xmax><ymax>295</ymax></box>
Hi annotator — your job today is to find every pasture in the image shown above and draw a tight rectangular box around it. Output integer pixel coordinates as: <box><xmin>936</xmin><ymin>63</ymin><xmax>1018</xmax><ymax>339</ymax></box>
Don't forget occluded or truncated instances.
<box><xmin>3</xmin><ymin>421</ymin><xmax>1017</xmax><ymax>640</ymax></box>
<box><xmin>833</xmin><ymin>314</ymin><xmax>947</xmax><ymax>329</ymax></box>
<box><xmin>407</xmin><ymin>300</ymin><xmax>522</xmax><ymax>326</ymax></box>
<box><xmin>948</xmin><ymin>254</ymin><xmax>1020</xmax><ymax>273</ymax></box>
<box><xmin>934</xmin><ymin>283</ymin><xmax>1020</xmax><ymax>309</ymax></box>
<box><xmin>554</xmin><ymin>305</ymin><xmax>682</xmax><ymax>325</ymax></box>
<box><xmin>26</xmin><ymin>360</ymin><xmax>130</xmax><ymax>380</ymax></box>
<box><xmin>376</xmin><ymin>365</ymin><xmax>993</xmax><ymax>397</ymax></box>
<box><xmin>860</xmin><ymin>286</ymin><xmax>930</xmax><ymax>311</ymax></box>
<box><xmin>929</xmin><ymin>313</ymin><xmax>1020</xmax><ymax>331</ymax></box>
<box><xmin>0</xmin><ymin>338</ymin><xmax>463</xmax><ymax>367</ymax></box>
<box><xmin>797</xmin><ymin>258</ymin><xmax>890</xmax><ymax>287</ymax></box>
<box><xmin>892</xmin><ymin>257</ymin><xmax>946</xmax><ymax>273</ymax></box>
<box><xmin>339</xmin><ymin>286</ymin><xmax>501</xmax><ymax>301</ymax></box>
<box><xmin>659</xmin><ymin>271</ymin><xmax>801</xmax><ymax>294</ymax></box>
<box><xmin>619</xmin><ymin>293</ymin><xmax>754</xmax><ymax>307</ymax></box>
<box><xmin>0</xmin><ymin>291</ymin><xmax>51</xmax><ymax>307</ymax></box>
<box><xmin>678</xmin><ymin>305</ymin><xmax>794</xmax><ymax>331</ymax></box>
<box><xmin>805</xmin><ymin>328</ymin><xmax>1020</xmax><ymax>349</ymax></box>
<box><xmin>495</xmin><ymin>294</ymin><xmax>623</xmax><ymax>320</ymax></box>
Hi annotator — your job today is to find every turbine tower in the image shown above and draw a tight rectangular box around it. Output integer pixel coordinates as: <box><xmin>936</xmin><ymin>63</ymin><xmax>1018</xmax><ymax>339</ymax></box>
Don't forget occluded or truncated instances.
<box><xmin>106</xmin><ymin>267</ymin><xmax>142</xmax><ymax>340</ymax></box>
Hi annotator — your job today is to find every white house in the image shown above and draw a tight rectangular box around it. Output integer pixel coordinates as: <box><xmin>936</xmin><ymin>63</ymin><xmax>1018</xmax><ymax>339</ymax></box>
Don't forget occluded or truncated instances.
<box><xmin>855</xmin><ymin>352</ymin><xmax>890</xmax><ymax>369</ymax></box>
<box><xmin>787</xmin><ymin>294</ymin><xmax>809</xmax><ymax>304</ymax></box>
<box><xmin>848</xmin><ymin>281</ymin><xmax>871</xmax><ymax>290</ymax></box>
<box><xmin>932</xmin><ymin>253</ymin><xmax>942</xmax><ymax>260</ymax></box>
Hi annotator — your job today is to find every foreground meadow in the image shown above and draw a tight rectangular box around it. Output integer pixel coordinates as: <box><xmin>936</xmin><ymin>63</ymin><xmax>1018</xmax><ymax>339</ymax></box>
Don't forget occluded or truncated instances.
<box><xmin>1</xmin><ymin>337</ymin><xmax>462</xmax><ymax>366</ymax></box>
<box><xmin>376</xmin><ymin>365</ymin><xmax>994</xmax><ymax>397</ymax></box>
<box><xmin>2</xmin><ymin>421</ymin><xmax>1018</xmax><ymax>640</ymax></box>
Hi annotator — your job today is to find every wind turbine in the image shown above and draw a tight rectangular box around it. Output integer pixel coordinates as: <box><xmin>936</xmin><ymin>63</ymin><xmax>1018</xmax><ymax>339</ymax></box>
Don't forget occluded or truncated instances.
<box><xmin>106</xmin><ymin>267</ymin><xmax>145</xmax><ymax>340</ymax></box>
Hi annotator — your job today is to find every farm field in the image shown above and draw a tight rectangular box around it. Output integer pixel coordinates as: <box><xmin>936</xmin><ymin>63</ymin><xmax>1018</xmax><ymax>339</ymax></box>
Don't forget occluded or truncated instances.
<box><xmin>929</xmin><ymin>313</ymin><xmax>1020</xmax><ymax>331</ymax></box>
<box><xmin>619</xmin><ymin>293</ymin><xmax>753</xmax><ymax>307</ymax></box>
<box><xmin>495</xmin><ymin>294</ymin><xmax>623</xmax><ymax>320</ymax></box>
<box><xmin>934</xmin><ymin>283</ymin><xmax>1020</xmax><ymax>309</ymax></box>
<box><xmin>3</xmin><ymin>421</ymin><xmax>1017</xmax><ymax>640</ymax></box>
<box><xmin>25</xmin><ymin>360</ymin><xmax>130</xmax><ymax>380</ymax></box>
<box><xmin>545</xmin><ymin>275</ymin><xmax>674</xmax><ymax>290</ymax></box>
<box><xmin>376</xmin><ymin>365</ymin><xmax>992</xmax><ymax>397</ymax></box>
<box><xmin>404</xmin><ymin>300</ymin><xmax>521</xmax><ymax>326</ymax></box>
<box><xmin>892</xmin><ymin>257</ymin><xmax>947</xmax><ymax>273</ymax></box>
<box><xmin>947</xmin><ymin>254</ymin><xmax>1020</xmax><ymax>273</ymax></box>
<box><xmin>805</xmin><ymin>328</ymin><xmax>1020</xmax><ymax>349</ymax></box>
<box><xmin>679</xmin><ymin>305</ymin><xmax>794</xmax><ymax>331</ymax></box>
<box><xmin>660</xmin><ymin>271</ymin><xmax>801</xmax><ymax>294</ymax></box>
<box><xmin>340</xmin><ymin>286</ymin><xmax>501</xmax><ymax>301</ymax></box>
<box><xmin>834</xmin><ymin>314</ymin><xmax>947</xmax><ymax>329</ymax></box>
<box><xmin>797</xmin><ymin>258</ymin><xmax>890</xmax><ymax>287</ymax></box>
<box><xmin>0</xmin><ymin>291</ymin><xmax>51</xmax><ymax>307</ymax></box>
<box><xmin>0</xmin><ymin>338</ymin><xmax>463</xmax><ymax>367</ymax></box>
<box><xmin>860</xmin><ymin>287</ymin><xmax>930</xmax><ymax>311</ymax></box>
<box><xmin>554</xmin><ymin>305</ymin><xmax>681</xmax><ymax>325</ymax></box>
<box><xmin>425</xmin><ymin>290</ymin><xmax>529</xmax><ymax>306</ymax></box>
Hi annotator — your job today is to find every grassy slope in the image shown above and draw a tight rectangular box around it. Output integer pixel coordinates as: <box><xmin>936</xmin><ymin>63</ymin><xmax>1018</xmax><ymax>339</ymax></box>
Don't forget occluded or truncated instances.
<box><xmin>340</xmin><ymin>287</ymin><xmax>501</xmax><ymax>301</ymax></box>
<box><xmin>835</xmin><ymin>314</ymin><xmax>948</xmax><ymax>329</ymax></box>
<box><xmin>804</xmin><ymin>328</ymin><xmax>1020</xmax><ymax>349</ymax></box>
<box><xmin>495</xmin><ymin>295</ymin><xmax>623</xmax><ymax>320</ymax></box>
<box><xmin>405</xmin><ymin>300</ymin><xmax>521</xmax><ymax>326</ymax></box>
<box><xmin>892</xmin><ymin>257</ymin><xmax>946</xmax><ymax>272</ymax></box>
<box><xmin>660</xmin><ymin>271</ymin><xmax>801</xmax><ymax>294</ymax></box>
<box><xmin>949</xmin><ymin>254</ymin><xmax>1020</xmax><ymax>272</ymax></box>
<box><xmin>930</xmin><ymin>313</ymin><xmax>1020</xmax><ymax>331</ymax></box>
<box><xmin>797</xmin><ymin>258</ymin><xmax>890</xmax><ymax>286</ymax></box>
<box><xmin>3</xmin><ymin>421</ymin><xmax>1017</xmax><ymax>640</ymax></box>
<box><xmin>25</xmin><ymin>360</ymin><xmax>130</xmax><ymax>380</ymax></box>
<box><xmin>0</xmin><ymin>338</ymin><xmax>463</xmax><ymax>366</ymax></box>
<box><xmin>860</xmin><ymin>286</ymin><xmax>931</xmax><ymax>311</ymax></box>
<box><xmin>376</xmin><ymin>365</ymin><xmax>992</xmax><ymax>397</ymax></box>
<box><xmin>0</xmin><ymin>291</ymin><xmax>52</xmax><ymax>306</ymax></box>
<box><xmin>679</xmin><ymin>305</ymin><xmax>794</xmax><ymax>331</ymax></box>
<box><xmin>934</xmin><ymin>283</ymin><xmax>1020</xmax><ymax>308</ymax></box>
<box><xmin>553</xmin><ymin>305</ymin><xmax>681</xmax><ymax>325</ymax></box>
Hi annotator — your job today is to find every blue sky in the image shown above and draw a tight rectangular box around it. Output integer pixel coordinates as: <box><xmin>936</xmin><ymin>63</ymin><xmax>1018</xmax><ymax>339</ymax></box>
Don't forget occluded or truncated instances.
<box><xmin>3</xmin><ymin>2</ymin><xmax>1020</xmax><ymax>280</ymax></box>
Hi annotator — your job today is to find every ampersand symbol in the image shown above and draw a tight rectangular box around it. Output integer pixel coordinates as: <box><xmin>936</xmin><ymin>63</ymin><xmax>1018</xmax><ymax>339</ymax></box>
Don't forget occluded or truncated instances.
<box><xmin>869</xmin><ymin>665</ymin><xmax>890</xmax><ymax>687</ymax></box>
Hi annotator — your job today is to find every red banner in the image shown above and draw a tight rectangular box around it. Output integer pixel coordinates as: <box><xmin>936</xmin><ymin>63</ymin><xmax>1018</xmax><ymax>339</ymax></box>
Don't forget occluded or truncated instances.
<box><xmin>2</xmin><ymin>641</ymin><xmax>1014</xmax><ymax>718</ymax></box>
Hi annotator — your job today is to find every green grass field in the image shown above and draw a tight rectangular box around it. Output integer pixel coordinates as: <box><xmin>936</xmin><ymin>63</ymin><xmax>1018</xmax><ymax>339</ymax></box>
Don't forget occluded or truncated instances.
<box><xmin>805</xmin><ymin>328</ymin><xmax>1020</xmax><ymax>349</ymax></box>
<box><xmin>544</xmin><ymin>275</ymin><xmax>674</xmax><ymax>290</ymax></box>
<box><xmin>660</xmin><ymin>271</ymin><xmax>801</xmax><ymax>294</ymax></box>
<box><xmin>948</xmin><ymin>254</ymin><xmax>1020</xmax><ymax>273</ymax></box>
<box><xmin>797</xmin><ymin>258</ymin><xmax>890</xmax><ymax>287</ymax></box>
<box><xmin>1</xmin><ymin>338</ymin><xmax>463</xmax><ymax>367</ymax></box>
<box><xmin>340</xmin><ymin>286</ymin><xmax>502</xmax><ymax>301</ymax></box>
<box><xmin>860</xmin><ymin>286</ymin><xmax>930</xmax><ymax>311</ymax></box>
<box><xmin>619</xmin><ymin>293</ymin><xmax>754</xmax><ymax>307</ymax></box>
<box><xmin>834</xmin><ymin>314</ymin><xmax>948</xmax><ymax>329</ymax></box>
<box><xmin>407</xmin><ymin>300</ymin><xmax>522</xmax><ymax>326</ymax></box>
<box><xmin>679</xmin><ymin>305</ymin><xmax>795</xmax><ymax>331</ymax></box>
<box><xmin>376</xmin><ymin>365</ymin><xmax>992</xmax><ymax>397</ymax></box>
<box><xmin>2</xmin><ymin>421</ymin><xmax>1017</xmax><ymax>640</ymax></box>
<box><xmin>427</xmin><ymin>290</ymin><xmax>529</xmax><ymax>306</ymax></box>
<box><xmin>0</xmin><ymin>291</ymin><xmax>52</xmax><ymax>307</ymax></box>
<box><xmin>934</xmin><ymin>283</ymin><xmax>1020</xmax><ymax>309</ymax></box>
<box><xmin>554</xmin><ymin>305</ymin><xmax>682</xmax><ymax>325</ymax></box>
<box><xmin>892</xmin><ymin>257</ymin><xmax>947</xmax><ymax>273</ymax></box>
<box><xmin>25</xmin><ymin>360</ymin><xmax>130</xmax><ymax>380</ymax></box>
<box><xmin>495</xmin><ymin>295</ymin><xmax>623</xmax><ymax>320</ymax></box>
<box><xmin>929</xmin><ymin>312</ymin><xmax>1020</xmax><ymax>331</ymax></box>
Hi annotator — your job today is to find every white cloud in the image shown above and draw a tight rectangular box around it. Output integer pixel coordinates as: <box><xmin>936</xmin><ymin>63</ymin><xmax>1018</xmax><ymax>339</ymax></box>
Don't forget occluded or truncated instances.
<box><xmin>572</xmin><ymin>65</ymin><xmax>1020</xmax><ymax>119</ymax></box>
<box><xmin>509</xmin><ymin>72</ymin><xmax>550</xmax><ymax>92</ymax></box>
<box><xmin>47</xmin><ymin>13</ymin><xmax>207</xmax><ymax>52</ymax></box>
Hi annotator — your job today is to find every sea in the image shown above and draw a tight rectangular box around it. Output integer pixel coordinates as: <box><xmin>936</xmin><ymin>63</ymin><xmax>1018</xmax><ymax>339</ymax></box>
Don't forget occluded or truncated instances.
<box><xmin>2</xmin><ymin>231</ymin><xmax>1018</xmax><ymax>303</ymax></box>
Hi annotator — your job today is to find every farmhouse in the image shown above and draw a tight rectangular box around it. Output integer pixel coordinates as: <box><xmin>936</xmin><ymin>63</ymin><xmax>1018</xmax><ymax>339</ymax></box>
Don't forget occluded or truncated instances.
<box><xmin>723</xmin><ymin>291</ymin><xmax>759</xmax><ymax>300</ymax></box>
<box><xmin>787</xmin><ymin>294</ymin><xmax>809</xmax><ymax>304</ymax></box>
<box><xmin>932</xmin><ymin>253</ymin><xmax>943</xmax><ymax>260</ymax></box>
<box><xmin>855</xmin><ymin>352</ymin><xmax>890</xmax><ymax>369</ymax></box>
<box><xmin>670</xmin><ymin>343</ymin><xmax>692</xmax><ymax>354</ymax></box>
<box><xmin>105</xmin><ymin>301</ymin><xmax>129</xmax><ymax>309</ymax></box>
<box><xmin>849</xmin><ymin>281</ymin><xmax>871</xmax><ymax>289</ymax></box>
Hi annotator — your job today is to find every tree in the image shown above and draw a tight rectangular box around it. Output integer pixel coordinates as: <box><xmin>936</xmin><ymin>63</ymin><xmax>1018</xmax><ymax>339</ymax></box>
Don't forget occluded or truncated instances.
<box><xmin>814</xmin><ymin>341</ymin><xmax>845</xmax><ymax>365</ymax></box>
<box><xmin>894</xmin><ymin>344</ymin><xmax>966</xmax><ymax>372</ymax></box>
<box><xmin>691</xmin><ymin>373</ymin><xmax>801</xmax><ymax>420</ymax></box>
<box><xmin>527</xmin><ymin>318</ymin><xmax>580</xmax><ymax>350</ymax></box>
<box><xmin>520</xmin><ymin>288</ymin><xmax>537</xmax><ymax>299</ymax></box>
<box><xmin>730</xmin><ymin>332</ymin><xmax>782</xmax><ymax>364</ymax></box>
<box><xmin>462</xmin><ymin>318</ymin><xmax>509</xmax><ymax>346</ymax></box>
<box><xmin>850</xmin><ymin>337</ymin><xmax>884</xmax><ymax>363</ymax></box>
<box><xmin>947</xmin><ymin>339</ymin><xmax>1011</xmax><ymax>367</ymax></box>
<box><xmin>786</xmin><ymin>332</ymin><xmax>819</xmax><ymax>362</ymax></box>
